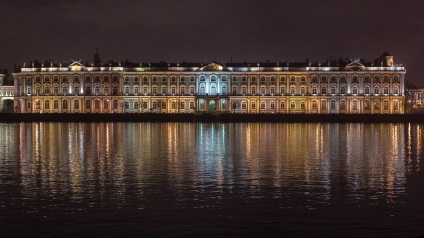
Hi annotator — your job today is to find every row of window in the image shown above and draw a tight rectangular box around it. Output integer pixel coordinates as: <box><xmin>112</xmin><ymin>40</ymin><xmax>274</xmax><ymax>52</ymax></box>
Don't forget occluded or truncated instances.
<box><xmin>26</xmin><ymin>84</ymin><xmax>400</xmax><ymax>96</ymax></box>
<box><xmin>28</xmin><ymin>98</ymin><xmax>400</xmax><ymax>112</ymax></box>
<box><xmin>29</xmin><ymin>99</ymin><xmax>197</xmax><ymax>111</ymax></box>
<box><xmin>26</xmin><ymin>74</ymin><xmax>402</xmax><ymax>85</ymax></box>
<box><xmin>235</xmin><ymin>99</ymin><xmax>400</xmax><ymax>111</ymax></box>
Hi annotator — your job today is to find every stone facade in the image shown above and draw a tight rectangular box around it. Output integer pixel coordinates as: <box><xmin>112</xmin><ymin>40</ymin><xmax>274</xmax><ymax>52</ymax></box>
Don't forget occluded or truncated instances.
<box><xmin>12</xmin><ymin>52</ymin><xmax>406</xmax><ymax>114</ymax></box>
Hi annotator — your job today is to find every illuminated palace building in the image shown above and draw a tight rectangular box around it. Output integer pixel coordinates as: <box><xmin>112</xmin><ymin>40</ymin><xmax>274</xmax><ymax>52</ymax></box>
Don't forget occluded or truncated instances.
<box><xmin>13</xmin><ymin>52</ymin><xmax>406</xmax><ymax>114</ymax></box>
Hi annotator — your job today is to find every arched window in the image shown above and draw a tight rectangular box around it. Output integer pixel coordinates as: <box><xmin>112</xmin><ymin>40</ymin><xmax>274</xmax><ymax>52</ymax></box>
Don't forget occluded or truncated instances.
<box><xmin>374</xmin><ymin>86</ymin><xmax>380</xmax><ymax>95</ymax></box>
<box><xmin>74</xmin><ymin>100</ymin><xmax>80</xmax><ymax>110</ymax></box>
<box><xmin>340</xmin><ymin>101</ymin><xmax>346</xmax><ymax>111</ymax></box>
<box><xmin>312</xmin><ymin>100</ymin><xmax>318</xmax><ymax>110</ymax></box>
<box><xmin>94</xmin><ymin>86</ymin><xmax>100</xmax><ymax>95</ymax></box>
<box><xmin>340</xmin><ymin>86</ymin><xmax>346</xmax><ymax>94</ymax></box>
<box><xmin>53</xmin><ymin>100</ymin><xmax>59</xmax><ymax>110</ymax></box>
<box><xmin>190</xmin><ymin>101</ymin><xmax>195</xmax><ymax>110</ymax></box>
<box><xmin>331</xmin><ymin>86</ymin><xmax>336</xmax><ymax>95</ymax></box>
<box><xmin>85</xmin><ymin>86</ymin><xmax>91</xmax><ymax>95</ymax></box>
<box><xmin>199</xmin><ymin>100</ymin><xmax>205</xmax><ymax>110</ymax></box>
<box><xmin>104</xmin><ymin>100</ymin><xmax>109</xmax><ymax>110</ymax></box>
<box><xmin>330</xmin><ymin>100</ymin><xmax>336</xmax><ymax>110</ymax></box>
<box><xmin>199</xmin><ymin>83</ymin><xmax>206</xmax><ymax>95</ymax></box>
<box><xmin>152</xmin><ymin>101</ymin><xmax>157</xmax><ymax>109</ymax></box>
<box><xmin>241</xmin><ymin>101</ymin><xmax>247</xmax><ymax>110</ymax></box>
<box><xmin>134</xmin><ymin>101</ymin><xmax>139</xmax><ymax>110</ymax></box>
<box><xmin>280</xmin><ymin>101</ymin><xmax>285</xmax><ymax>110</ymax></box>
<box><xmin>44</xmin><ymin>100</ymin><xmax>50</xmax><ymax>110</ymax></box>
<box><xmin>321</xmin><ymin>100</ymin><xmax>327</xmax><ymax>110</ymax></box>
<box><xmin>365</xmin><ymin>86</ymin><xmax>370</xmax><ymax>95</ymax></box>
<box><xmin>44</xmin><ymin>87</ymin><xmax>50</xmax><ymax>95</ymax></box>
<box><xmin>143</xmin><ymin>101</ymin><xmax>148</xmax><ymax>110</ymax></box>
<box><xmin>112</xmin><ymin>86</ymin><xmax>118</xmax><ymax>95</ymax></box>
<box><xmin>260</xmin><ymin>101</ymin><xmax>266</xmax><ymax>110</ymax></box>
<box><xmin>383</xmin><ymin>100</ymin><xmax>389</xmax><ymax>111</ymax></box>
<box><xmin>124</xmin><ymin>101</ymin><xmax>129</xmax><ymax>110</ymax></box>
<box><xmin>270</xmin><ymin>101</ymin><xmax>275</xmax><ymax>110</ymax></box>
<box><xmin>383</xmin><ymin>86</ymin><xmax>389</xmax><ymax>95</ymax></box>
<box><xmin>300</xmin><ymin>101</ymin><xmax>305</xmax><ymax>110</ymax></box>
<box><xmin>251</xmin><ymin>86</ymin><xmax>257</xmax><ymax>95</ymax></box>
<box><xmin>352</xmin><ymin>86</ymin><xmax>358</xmax><ymax>95</ymax></box>
<box><xmin>210</xmin><ymin>83</ymin><xmax>217</xmax><ymax>95</ymax></box>
<box><xmin>352</xmin><ymin>100</ymin><xmax>358</xmax><ymax>111</ymax></box>
<box><xmin>95</xmin><ymin>100</ymin><xmax>100</xmax><ymax>110</ymax></box>
<box><xmin>321</xmin><ymin>86</ymin><xmax>327</xmax><ymax>95</ymax></box>
<box><xmin>280</xmin><ymin>86</ymin><xmax>286</xmax><ymax>95</ymax></box>
<box><xmin>393</xmin><ymin>86</ymin><xmax>399</xmax><ymax>95</ymax></box>
<box><xmin>62</xmin><ymin>100</ymin><xmax>68</xmax><ymax>110</ymax></box>
<box><xmin>364</xmin><ymin>100</ymin><xmax>370</xmax><ymax>110</ymax></box>
<box><xmin>374</xmin><ymin>100</ymin><xmax>380</xmax><ymax>111</ymax></box>
<box><xmin>180</xmin><ymin>101</ymin><xmax>185</xmax><ymax>110</ymax></box>
<box><xmin>113</xmin><ymin>99</ymin><xmax>118</xmax><ymax>109</ymax></box>
<box><xmin>290</xmin><ymin>101</ymin><xmax>295</xmax><ymax>110</ymax></box>
<box><xmin>85</xmin><ymin>99</ymin><xmax>91</xmax><ymax>110</ymax></box>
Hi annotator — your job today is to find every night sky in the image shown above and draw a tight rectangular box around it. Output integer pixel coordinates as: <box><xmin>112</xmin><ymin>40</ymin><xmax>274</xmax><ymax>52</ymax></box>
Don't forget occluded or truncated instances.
<box><xmin>1</xmin><ymin>0</ymin><xmax>423</xmax><ymax>85</ymax></box>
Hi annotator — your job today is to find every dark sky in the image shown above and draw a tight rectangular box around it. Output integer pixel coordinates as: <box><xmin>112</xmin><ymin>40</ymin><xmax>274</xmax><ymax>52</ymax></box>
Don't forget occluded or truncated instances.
<box><xmin>1</xmin><ymin>0</ymin><xmax>424</xmax><ymax>85</ymax></box>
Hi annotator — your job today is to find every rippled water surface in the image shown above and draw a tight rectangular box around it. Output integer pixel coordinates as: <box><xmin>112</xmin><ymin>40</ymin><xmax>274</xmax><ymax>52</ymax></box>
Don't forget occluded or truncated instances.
<box><xmin>1</xmin><ymin>122</ymin><xmax>424</xmax><ymax>237</ymax></box>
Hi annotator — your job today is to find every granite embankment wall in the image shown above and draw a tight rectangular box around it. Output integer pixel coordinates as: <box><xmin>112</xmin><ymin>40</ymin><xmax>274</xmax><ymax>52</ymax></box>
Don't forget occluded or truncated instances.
<box><xmin>0</xmin><ymin>113</ymin><xmax>423</xmax><ymax>123</ymax></box>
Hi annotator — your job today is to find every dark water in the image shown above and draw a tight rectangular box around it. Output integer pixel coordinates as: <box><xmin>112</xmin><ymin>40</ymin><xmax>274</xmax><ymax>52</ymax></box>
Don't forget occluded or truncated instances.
<box><xmin>1</xmin><ymin>122</ymin><xmax>424</xmax><ymax>237</ymax></box>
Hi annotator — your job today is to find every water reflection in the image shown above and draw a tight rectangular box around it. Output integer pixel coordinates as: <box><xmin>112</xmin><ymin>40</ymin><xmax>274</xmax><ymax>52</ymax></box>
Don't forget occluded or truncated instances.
<box><xmin>1</xmin><ymin>122</ymin><xmax>424</xmax><ymax>235</ymax></box>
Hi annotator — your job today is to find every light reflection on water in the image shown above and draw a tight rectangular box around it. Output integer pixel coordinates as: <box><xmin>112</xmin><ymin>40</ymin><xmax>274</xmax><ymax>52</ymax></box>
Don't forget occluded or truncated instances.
<box><xmin>1</xmin><ymin>122</ymin><xmax>424</xmax><ymax>237</ymax></box>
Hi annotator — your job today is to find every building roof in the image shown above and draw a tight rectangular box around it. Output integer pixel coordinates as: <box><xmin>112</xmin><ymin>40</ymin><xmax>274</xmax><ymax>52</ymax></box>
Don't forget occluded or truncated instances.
<box><xmin>16</xmin><ymin>52</ymin><xmax>405</xmax><ymax>73</ymax></box>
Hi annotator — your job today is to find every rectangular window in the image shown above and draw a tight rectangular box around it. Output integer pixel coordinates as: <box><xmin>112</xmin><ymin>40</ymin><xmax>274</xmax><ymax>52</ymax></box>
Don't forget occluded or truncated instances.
<box><xmin>190</xmin><ymin>101</ymin><xmax>195</xmax><ymax>109</ymax></box>
<box><xmin>352</xmin><ymin>101</ymin><xmax>358</xmax><ymax>111</ymax></box>
<box><xmin>280</xmin><ymin>101</ymin><xmax>285</xmax><ymax>110</ymax></box>
<box><xmin>270</xmin><ymin>101</ymin><xmax>275</xmax><ymax>110</ymax></box>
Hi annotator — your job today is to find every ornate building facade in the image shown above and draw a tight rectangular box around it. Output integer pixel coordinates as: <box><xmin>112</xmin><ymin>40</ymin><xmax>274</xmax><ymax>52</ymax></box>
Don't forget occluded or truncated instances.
<box><xmin>12</xmin><ymin>52</ymin><xmax>406</xmax><ymax>114</ymax></box>
<box><xmin>0</xmin><ymin>71</ymin><xmax>15</xmax><ymax>112</ymax></box>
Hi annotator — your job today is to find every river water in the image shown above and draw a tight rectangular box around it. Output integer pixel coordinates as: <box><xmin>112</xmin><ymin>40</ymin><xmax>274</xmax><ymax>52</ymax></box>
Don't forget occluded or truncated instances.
<box><xmin>0</xmin><ymin>122</ymin><xmax>423</xmax><ymax>237</ymax></box>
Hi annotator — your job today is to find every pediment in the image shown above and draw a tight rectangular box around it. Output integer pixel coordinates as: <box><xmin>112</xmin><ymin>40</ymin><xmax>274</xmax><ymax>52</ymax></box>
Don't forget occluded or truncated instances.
<box><xmin>68</xmin><ymin>60</ymin><xmax>85</xmax><ymax>71</ymax></box>
<box><xmin>346</xmin><ymin>60</ymin><xmax>365</xmax><ymax>70</ymax></box>
<box><xmin>199</xmin><ymin>63</ymin><xmax>224</xmax><ymax>71</ymax></box>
